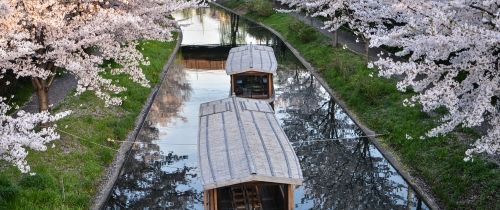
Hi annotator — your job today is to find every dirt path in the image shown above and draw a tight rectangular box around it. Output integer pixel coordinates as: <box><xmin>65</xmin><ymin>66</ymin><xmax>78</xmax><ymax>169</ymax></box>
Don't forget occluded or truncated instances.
<box><xmin>22</xmin><ymin>74</ymin><xmax>77</xmax><ymax>113</ymax></box>
<box><xmin>286</xmin><ymin>12</ymin><xmax>383</xmax><ymax>60</ymax></box>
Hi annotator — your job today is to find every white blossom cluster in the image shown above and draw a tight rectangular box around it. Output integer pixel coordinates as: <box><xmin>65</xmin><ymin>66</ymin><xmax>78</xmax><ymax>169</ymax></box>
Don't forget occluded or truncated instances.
<box><xmin>278</xmin><ymin>0</ymin><xmax>500</xmax><ymax>159</ymax></box>
<box><xmin>0</xmin><ymin>97</ymin><xmax>71</xmax><ymax>172</ymax></box>
<box><xmin>0</xmin><ymin>0</ymin><xmax>196</xmax><ymax>172</ymax></box>
<box><xmin>1</xmin><ymin>0</ymin><xmax>196</xmax><ymax>106</ymax></box>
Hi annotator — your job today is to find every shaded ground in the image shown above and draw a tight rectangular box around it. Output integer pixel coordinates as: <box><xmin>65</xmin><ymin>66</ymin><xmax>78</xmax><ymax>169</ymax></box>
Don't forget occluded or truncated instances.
<box><xmin>22</xmin><ymin>74</ymin><xmax>77</xmax><ymax>113</ymax></box>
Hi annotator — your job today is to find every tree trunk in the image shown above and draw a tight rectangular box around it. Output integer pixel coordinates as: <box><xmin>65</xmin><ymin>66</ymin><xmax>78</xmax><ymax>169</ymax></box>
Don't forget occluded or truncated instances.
<box><xmin>32</xmin><ymin>77</ymin><xmax>50</xmax><ymax>112</ymax></box>
<box><xmin>31</xmin><ymin>62</ymin><xmax>56</xmax><ymax>112</ymax></box>
<box><xmin>365</xmin><ymin>41</ymin><xmax>370</xmax><ymax>63</ymax></box>
<box><xmin>37</xmin><ymin>86</ymin><xmax>49</xmax><ymax>112</ymax></box>
<box><xmin>230</xmin><ymin>13</ymin><xmax>239</xmax><ymax>47</ymax></box>
<box><xmin>31</xmin><ymin>77</ymin><xmax>52</xmax><ymax>128</ymax></box>
<box><xmin>360</xmin><ymin>36</ymin><xmax>371</xmax><ymax>62</ymax></box>
<box><xmin>332</xmin><ymin>31</ymin><xmax>338</xmax><ymax>47</ymax></box>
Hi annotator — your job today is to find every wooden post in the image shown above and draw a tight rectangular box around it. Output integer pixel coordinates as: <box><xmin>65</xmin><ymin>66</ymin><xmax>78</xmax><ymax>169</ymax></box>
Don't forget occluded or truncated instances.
<box><xmin>213</xmin><ymin>189</ymin><xmax>218</xmax><ymax>210</ymax></box>
<box><xmin>204</xmin><ymin>190</ymin><xmax>209</xmax><ymax>210</ymax></box>
<box><xmin>288</xmin><ymin>184</ymin><xmax>294</xmax><ymax>210</ymax></box>
<box><xmin>209</xmin><ymin>190</ymin><xmax>214</xmax><ymax>210</ymax></box>
<box><xmin>231</xmin><ymin>75</ymin><xmax>235</xmax><ymax>96</ymax></box>
<box><xmin>204</xmin><ymin>189</ymin><xmax>217</xmax><ymax>210</ymax></box>
<box><xmin>268</xmin><ymin>74</ymin><xmax>273</xmax><ymax>98</ymax></box>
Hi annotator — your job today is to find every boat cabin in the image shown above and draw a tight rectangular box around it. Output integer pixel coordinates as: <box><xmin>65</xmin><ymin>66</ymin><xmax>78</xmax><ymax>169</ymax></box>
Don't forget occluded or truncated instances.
<box><xmin>225</xmin><ymin>45</ymin><xmax>277</xmax><ymax>103</ymax></box>
<box><xmin>198</xmin><ymin>97</ymin><xmax>303</xmax><ymax>210</ymax></box>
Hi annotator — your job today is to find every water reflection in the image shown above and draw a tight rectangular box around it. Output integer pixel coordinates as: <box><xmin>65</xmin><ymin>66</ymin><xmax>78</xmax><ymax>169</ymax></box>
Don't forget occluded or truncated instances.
<box><xmin>273</xmin><ymin>68</ymin><xmax>428</xmax><ymax>209</ymax></box>
<box><xmin>174</xmin><ymin>7</ymin><xmax>276</xmax><ymax>46</ymax></box>
<box><xmin>106</xmin><ymin>5</ymin><xmax>429</xmax><ymax>210</ymax></box>
<box><xmin>105</xmin><ymin>64</ymin><xmax>202</xmax><ymax>209</ymax></box>
<box><xmin>148</xmin><ymin>63</ymin><xmax>192</xmax><ymax>127</ymax></box>
<box><xmin>275</xmin><ymin>70</ymin><xmax>358</xmax><ymax>141</ymax></box>
<box><xmin>180</xmin><ymin>46</ymin><xmax>229</xmax><ymax>70</ymax></box>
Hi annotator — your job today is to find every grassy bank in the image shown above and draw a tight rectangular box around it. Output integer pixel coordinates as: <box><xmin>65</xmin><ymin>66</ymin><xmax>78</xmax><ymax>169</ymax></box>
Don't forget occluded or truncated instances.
<box><xmin>0</xmin><ymin>39</ymin><xmax>177</xmax><ymax>209</ymax></box>
<box><xmin>219</xmin><ymin>1</ymin><xmax>499</xmax><ymax>209</ymax></box>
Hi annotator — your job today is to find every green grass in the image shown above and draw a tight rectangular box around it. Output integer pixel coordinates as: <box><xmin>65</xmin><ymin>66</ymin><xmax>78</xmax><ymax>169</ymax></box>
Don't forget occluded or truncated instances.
<box><xmin>223</xmin><ymin>0</ymin><xmax>246</xmax><ymax>9</ymax></box>
<box><xmin>220</xmin><ymin>1</ymin><xmax>500</xmax><ymax>209</ymax></box>
<box><xmin>0</xmin><ymin>39</ymin><xmax>177</xmax><ymax>209</ymax></box>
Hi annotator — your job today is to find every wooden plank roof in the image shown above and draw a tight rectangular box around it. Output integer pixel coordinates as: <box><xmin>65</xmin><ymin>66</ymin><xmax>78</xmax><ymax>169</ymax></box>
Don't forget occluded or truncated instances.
<box><xmin>198</xmin><ymin>97</ymin><xmax>303</xmax><ymax>190</ymax></box>
<box><xmin>225</xmin><ymin>45</ymin><xmax>278</xmax><ymax>75</ymax></box>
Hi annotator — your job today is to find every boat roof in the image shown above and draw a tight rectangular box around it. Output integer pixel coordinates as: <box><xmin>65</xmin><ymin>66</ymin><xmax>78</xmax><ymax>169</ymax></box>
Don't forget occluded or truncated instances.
<box><xmin>225</xmin><ymin>45</ymin><xmax>278</xmax><ymax>75</ymax></box>
<box><xmin>198</xmin><ymin>97</ymin><xmax>303</xmax><ymax>190</ymax></box>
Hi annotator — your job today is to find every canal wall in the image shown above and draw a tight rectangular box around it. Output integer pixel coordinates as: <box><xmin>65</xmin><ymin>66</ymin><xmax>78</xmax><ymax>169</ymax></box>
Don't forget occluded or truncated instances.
<box><xmin>210</xmin><ymin>2</ymin><xmax>440</xmax><ymax>210</ymax></box>
<box><xmin>91</xmin><ymin>32</ymin><xmax>183</xmax><ymax>210</ymax></box>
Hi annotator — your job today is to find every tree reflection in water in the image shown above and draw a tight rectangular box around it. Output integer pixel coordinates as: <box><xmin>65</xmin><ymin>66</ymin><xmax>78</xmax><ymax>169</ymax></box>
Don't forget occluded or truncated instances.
<box><xmin>148</xmin><ymin>64</ymin><xmax>192</xmax><ymax>127</ymax></box>
<box><xmin>103</xmin><ymin>5</ymin><xmax>430</xmax><ymax>208</ymax></box>
<box><xmin>176</xmin><ymin>5</ymin><xmax>278</xmax><ymax>47</ymax></box>
<box><xmin>105</xmin><ymin>64</ymin><xmax>202</xmax><ymax>209</ymax></box>
<box><xmin>275</xmin><ymin>68</ymin><xmax>426</xmax><ymax>209</ymax></box>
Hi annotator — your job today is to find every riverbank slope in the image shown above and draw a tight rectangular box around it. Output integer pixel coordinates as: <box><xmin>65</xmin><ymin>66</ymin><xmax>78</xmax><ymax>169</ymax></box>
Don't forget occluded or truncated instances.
<box><xmin>0</xmin><ymin>38</ymin><xmax>178</xmax><ymax>209</ymax></box>
<box><xmin>216</xmin><ymin>1</ymin><xmax>499</xmax><ymax>209</ymax></box>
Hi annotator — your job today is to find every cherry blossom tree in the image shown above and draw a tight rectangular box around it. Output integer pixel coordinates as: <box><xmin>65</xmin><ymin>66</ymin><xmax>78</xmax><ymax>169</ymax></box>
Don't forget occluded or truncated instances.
<box><xmin>0</xmin><ymin>97</ymin><xmax>71</xmax><ymax>173</ymax></box>
<box><xmin>372</xmin><ymin>0</ymin><xmax>499</xmax><ymax>160</ymax></box>
<box><xmin>277</xmin><ymin>0</ymin><xmax>500</xmax><ymax>159</ymax></box>
<box><xmin>278</xmin><ymin>0</ymin><xmax>399</xmax><ymax>59</ymax></box>
<box><xmin>0</xmin><ymin>0</ymin><xmax>196</xmax><ymax>172</ymax></box>
<box><xmin>1</xmin><ymin>0</ymin><xmax>196</xmax><ymax>110</ymax></box>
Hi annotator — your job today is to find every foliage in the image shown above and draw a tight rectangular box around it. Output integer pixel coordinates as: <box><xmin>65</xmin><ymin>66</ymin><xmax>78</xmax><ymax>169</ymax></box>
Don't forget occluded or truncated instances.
<box><xmin>0</xmin><ymin>0</ymin><xmax>195</xmax><ymax>172</ymax></box>
<box><xmin>0</xmin><ymin>99</ymin><xmax>71</xmax><ymax>173</ymax></box>
<box><xmin>247</xmin><ymin>0</ymin><xmax>274</xmax><ymax>17</ymax></box>
<box><xmin>288</xmin><ymin>20</ymin><xmax>317</xmax><ymax>43</ymax></box>
<box><xmin>0</xmin><ymin>40</ymin><xmax>176</xmax><ymax>209</ymax></box>
<box><xmin>277</xmin><ymin>0</ymin><xmax>500</xmax><ymax>160</ymax></box>
<box><xmin>277</xmin><ymin>12</ymin><xmax>498</xmax><ymax>209</ymax></box>
<box><xmin>218</xmin><ymin>4</ymin><xmax>499</xmax><ymax>208</ymax></box>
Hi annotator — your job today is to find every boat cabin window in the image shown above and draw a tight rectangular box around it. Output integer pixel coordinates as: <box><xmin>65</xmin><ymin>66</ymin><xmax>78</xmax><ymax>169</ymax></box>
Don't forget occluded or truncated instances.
<box><xmin>233</xmin><ymin>74</ymin><xmax>270</xmax><ymax>99</ymax></box>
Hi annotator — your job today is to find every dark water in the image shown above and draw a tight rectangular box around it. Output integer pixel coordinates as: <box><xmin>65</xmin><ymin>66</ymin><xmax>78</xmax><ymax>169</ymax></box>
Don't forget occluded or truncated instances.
<box><xmin>105</xmin><ymin>6</ymin><xmax>429</xmax><ymax>210</ymax></box>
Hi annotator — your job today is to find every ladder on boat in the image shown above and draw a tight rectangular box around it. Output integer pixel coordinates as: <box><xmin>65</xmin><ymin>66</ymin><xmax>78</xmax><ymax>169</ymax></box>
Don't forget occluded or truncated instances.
<box><xmin>231</xmin><ymin>185</ymin><xmax>262</xmax><ymax>210</ymax></box>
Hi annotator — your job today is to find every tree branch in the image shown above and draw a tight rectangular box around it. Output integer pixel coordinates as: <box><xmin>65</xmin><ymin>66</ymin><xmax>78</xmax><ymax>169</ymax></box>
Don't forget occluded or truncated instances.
<box><xmin>46</xmin><ymin>63</ymin><xmax>56</xmax><ymax>88</ymax></box>
<box><xmin>469</xmin><ymin>4</ymin><xmax>494</xmax><ymax>17</ymax></box>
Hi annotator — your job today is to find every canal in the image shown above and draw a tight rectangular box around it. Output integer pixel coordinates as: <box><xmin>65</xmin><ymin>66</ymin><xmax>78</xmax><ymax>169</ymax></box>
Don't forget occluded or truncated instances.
<box><xmin>104</xmin><ymin>5</ymin><xmax>429</xmax><ymax>210</ymax></box>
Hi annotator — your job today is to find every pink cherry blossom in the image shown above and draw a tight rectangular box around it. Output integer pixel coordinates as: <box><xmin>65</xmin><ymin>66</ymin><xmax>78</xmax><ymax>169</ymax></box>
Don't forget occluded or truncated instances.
<box><xmin>0</xmin><ymin>0</ymin><xmax>197</xmax><ymax>172</ymax></box>
<box><xmin>278</xmin><ymin>0</ymin><xmax>499</xmax><ymax>159</ymax></box>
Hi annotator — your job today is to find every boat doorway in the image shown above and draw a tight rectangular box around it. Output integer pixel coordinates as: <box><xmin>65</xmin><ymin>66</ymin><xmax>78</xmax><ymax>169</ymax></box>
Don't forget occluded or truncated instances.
<box><xmin>205</xmin><ymin>183</ymin><xmax>292</xmax><ymax>210</ymax></box>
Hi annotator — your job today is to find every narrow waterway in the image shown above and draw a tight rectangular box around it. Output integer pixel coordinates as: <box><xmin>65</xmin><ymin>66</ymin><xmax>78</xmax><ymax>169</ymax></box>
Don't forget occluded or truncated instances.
<box><xmin>105</xmin><ymin>6</ymin><xmax>429</xmax><ymax>210</ymax></box>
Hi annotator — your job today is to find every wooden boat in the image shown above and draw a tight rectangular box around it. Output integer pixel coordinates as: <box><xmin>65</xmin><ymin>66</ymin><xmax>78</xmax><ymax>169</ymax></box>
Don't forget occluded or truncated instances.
<box><xmin>225</xmin><ymin>45</ymin><xmax>277</xmax><ymax>104</ymax></box>
<box><xmin>198</xmin><ymin>97</ymin><xmax>303</xmax><ymax>210</ymax></box>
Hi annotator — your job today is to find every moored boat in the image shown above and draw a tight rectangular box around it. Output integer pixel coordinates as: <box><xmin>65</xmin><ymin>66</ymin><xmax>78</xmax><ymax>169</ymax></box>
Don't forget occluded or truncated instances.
<box><xmin>198</xmin><ymin>97</ymin><xmax>303</xmax><ymax>210</ymax></box>
<box><xmin>225</xmin><ymin>45</ymin><xmax>277</xmax><ymax>104</ymax></box>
